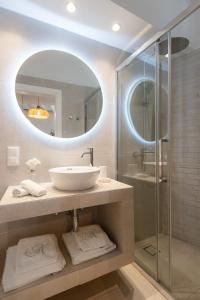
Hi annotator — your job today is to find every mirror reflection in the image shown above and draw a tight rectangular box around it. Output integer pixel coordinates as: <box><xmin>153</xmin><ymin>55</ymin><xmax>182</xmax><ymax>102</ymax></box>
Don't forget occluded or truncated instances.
<box><xmin>129</xmin><ymin>80</ymin><xmax>167</xmax><ymax>141</ymax></box>
<box><xmin>15</xmin><ymin>50</ymin><xmax>103</xmax><ymax>138</ymax></box>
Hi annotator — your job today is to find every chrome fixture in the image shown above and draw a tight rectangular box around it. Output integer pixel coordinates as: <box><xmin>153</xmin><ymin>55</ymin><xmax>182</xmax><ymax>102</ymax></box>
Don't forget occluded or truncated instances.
<box><xmin>72</xmin><ymin>209</ymin><xmax>79</xmax><ymax>232</ymax></box>
<box><xmin>81</xmin><ymin>148</ymin><xmax>94</xmax><ymax>166</ymax></box>
<box><xmin>159</xmin><ymin>37</ymin><xmax>189</xmax><ymax>56</ymax></box>
<box><xmin>142</xmin><ymin>150</ymin><xmax>155</xmax><ymax>154</ymax></box>
<box><xmin>66</xmin><ymin>210</ymin><xmax>79</xmax><ymax>232</ymax></box>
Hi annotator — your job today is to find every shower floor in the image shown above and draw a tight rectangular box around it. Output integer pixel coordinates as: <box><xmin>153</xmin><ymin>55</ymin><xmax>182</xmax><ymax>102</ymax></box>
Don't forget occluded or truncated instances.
<box><xmin>135</xmin><ymin>234</ymin><xmax>200</xmax><ymax>300</ymax></box>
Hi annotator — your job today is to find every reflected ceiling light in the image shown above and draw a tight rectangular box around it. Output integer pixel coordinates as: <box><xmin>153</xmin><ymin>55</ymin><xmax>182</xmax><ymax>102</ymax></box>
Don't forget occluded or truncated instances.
<box><xmin>28</xmin><ymin>96</ymin><xmax>49</xmax><ymax>119</ymax></box>
<box><xmin>66</xmin><ymin>2</ymin><xmax>76</xmax><ymax>13</ymax></box>
<box><xmin>112</xmin><ymin>23</ymin><xmax>121</xmax><ymax>32</ymax></box>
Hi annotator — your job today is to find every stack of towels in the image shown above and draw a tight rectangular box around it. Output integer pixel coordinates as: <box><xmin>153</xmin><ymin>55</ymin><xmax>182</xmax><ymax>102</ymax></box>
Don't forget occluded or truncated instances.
<box><xmin>12</xmin><ymin>179</ymin><xmax>47</xmax><ymax>197</ymax></box>
<box><xmin>62</xmin><ymin>224</ymin><xmax>116</xmax><ymax>265</ymax></box>
<box><xmin>2</xmin><ymin>234</ymin><xmax>66</xmax><ymax>292</ymax></box>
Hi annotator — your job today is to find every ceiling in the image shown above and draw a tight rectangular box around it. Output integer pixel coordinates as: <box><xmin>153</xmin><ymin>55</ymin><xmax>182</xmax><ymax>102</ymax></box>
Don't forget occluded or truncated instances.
<box><xmin>111</xmin><ymin>0</ymin><xmax>196</xmax><ymax>29</ymax></box>
<box><xmin>0</xmin><ymin>0</ymin><xmax>197</xmax><ymax>52</ymax></box>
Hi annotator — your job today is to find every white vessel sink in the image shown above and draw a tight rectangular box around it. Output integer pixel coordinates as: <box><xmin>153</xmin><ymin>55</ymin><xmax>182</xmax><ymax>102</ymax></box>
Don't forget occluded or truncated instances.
<box><xmin>49</xmin><ymin>166</ymin><xmax>100</xmax><ymax>191</ymax></box>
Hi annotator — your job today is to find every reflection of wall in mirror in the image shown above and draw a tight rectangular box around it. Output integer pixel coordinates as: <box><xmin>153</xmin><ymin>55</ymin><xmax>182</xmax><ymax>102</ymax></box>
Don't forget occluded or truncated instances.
<box><xmin>84</xmin><ymin>89</ymin><xmax>102</xmax><ymax>132</ymax></box>
<box><xmin>131</xmin><ymin>81</ymin><xmax>155</xmax><ymax>142</ymax></box>
<box><xmin>16</xmin><ymin>75</ymin><xmax>97</xmax><ymax>138</ymax></box>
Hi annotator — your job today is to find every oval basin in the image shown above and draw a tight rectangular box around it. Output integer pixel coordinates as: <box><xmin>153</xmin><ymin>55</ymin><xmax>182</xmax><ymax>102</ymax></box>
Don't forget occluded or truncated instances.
<box><xmin>49</xmin><ymin>166</ymin><xmax>100</xmax><ymax>191</ymax></box>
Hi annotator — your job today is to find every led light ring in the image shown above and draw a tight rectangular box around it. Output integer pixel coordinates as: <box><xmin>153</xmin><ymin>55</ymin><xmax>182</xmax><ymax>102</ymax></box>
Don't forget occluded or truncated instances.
<box><xmin>12</xmin><ymin>47</ymin><xmax>105</xmax><ymax>146</ymax></box>
<box><xmin>125</xmin><ymin>78</ymin><xmax>155</xmax><ymax>145</ymax></box>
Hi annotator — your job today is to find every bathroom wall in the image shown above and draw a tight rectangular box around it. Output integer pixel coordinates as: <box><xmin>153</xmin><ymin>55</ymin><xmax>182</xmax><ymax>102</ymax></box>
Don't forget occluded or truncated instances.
<box><xmin>0</xmin><ymin>8</ymin><xmax>122</xmax><ymax>197</ymax></box>
<box><xmin>171</xmin><ymin>48</ymin><xmax>200</xmax><ymax>247</ymax></box>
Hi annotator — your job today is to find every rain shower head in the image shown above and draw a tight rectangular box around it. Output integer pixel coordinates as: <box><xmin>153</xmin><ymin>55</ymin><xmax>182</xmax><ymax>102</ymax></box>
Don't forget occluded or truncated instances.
<box><xmin>159</xmin><ymin>37</ymin><xmax>189</xmax><ymax>56</ymax></box>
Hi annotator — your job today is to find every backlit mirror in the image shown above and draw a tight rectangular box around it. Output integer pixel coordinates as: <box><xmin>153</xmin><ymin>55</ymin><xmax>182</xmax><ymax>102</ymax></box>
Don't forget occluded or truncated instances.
<box><xmin>129</xmin><ymin>79</ymin><xmax>167</xmax><ymax>142</ymax></box>
<box><xmin>15</xmin><ymin>50</ymin><xmax>103</xmax><ymax>138</ymax></box>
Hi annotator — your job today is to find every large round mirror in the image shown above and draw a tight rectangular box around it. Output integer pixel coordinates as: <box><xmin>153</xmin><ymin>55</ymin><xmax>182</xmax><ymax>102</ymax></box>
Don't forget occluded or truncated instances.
<box><xmin>128</xmin><ymin>79</ymin><xmax>167</xmax><ymax>142</ymax></box>
<box><xmin>15</xmin><ymin>50</ymin><xmax>103</xmax><ymax>138</ymax></box>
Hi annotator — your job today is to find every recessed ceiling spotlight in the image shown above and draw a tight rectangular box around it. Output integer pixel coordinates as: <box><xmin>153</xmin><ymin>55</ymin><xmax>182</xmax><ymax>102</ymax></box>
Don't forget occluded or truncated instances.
<box><xmin>66</xmin><ymin>2</ymin><xmax>76</xmax><ymax>13</ymax></box>
<box><xmin>112</xmin><ymin>23</ymin><xmax>121</xmax><ymax>32</ymax></box>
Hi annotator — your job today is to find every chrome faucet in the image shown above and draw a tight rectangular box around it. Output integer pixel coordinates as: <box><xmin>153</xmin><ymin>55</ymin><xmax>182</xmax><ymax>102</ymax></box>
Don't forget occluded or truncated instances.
<box><xmin>81</xmin><ymin>148</ymin><xmax>94</xmax><ymax>166</ymax></box>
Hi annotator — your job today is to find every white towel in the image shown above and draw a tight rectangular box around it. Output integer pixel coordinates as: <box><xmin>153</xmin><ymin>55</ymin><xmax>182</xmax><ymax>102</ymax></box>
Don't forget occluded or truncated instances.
<box><xmin>62</xmin><ymin>231</ymin><xmax>116</xmax><ymax>265</ymax></box>
<box><xmin>2</xmin><ymin>245</ymin><xmax>66</xmax><ymax>292</ymax></box>
<box><xmin>16</xmin><ymin>234</ymin><xmax>61</xmax><ymax>274</ymax></box>
<box><xmin>26</xmin><ymin>158</ymin><xmax>41</xmax><ymax>171</ymax></box>
<box><xmin>12</xmin><ymin>187</ymin><xmax>29</xmax><ymax>197</ymax></box>
<box><xmin>20</xmin><ymin>180</ymin><xmax>47</xmax><ymax>197</ymax></box>
<box><xmin>72</xmin><ymin>225</ymin><xmax>111</xmax><ymax>252</ymax></box>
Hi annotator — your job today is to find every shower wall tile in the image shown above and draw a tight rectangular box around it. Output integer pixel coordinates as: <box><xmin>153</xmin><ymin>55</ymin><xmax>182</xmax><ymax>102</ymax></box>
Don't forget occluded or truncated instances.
<box><xmin>170</xmin><ymin>48</ymin><xmax>200</xmax><ymax>247</ymax></box>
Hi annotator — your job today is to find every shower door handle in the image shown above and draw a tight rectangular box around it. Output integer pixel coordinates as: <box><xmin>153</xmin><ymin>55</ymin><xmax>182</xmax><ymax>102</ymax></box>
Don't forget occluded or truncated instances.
<box><xmin>159</xmin><ymin>177</ymin><xmax>168</xmax><ymax>183</ymax></box>
<box><xmin>159</xmin><ymin>138</ymin><xmax>168</xmax><ymax>183</ymax></box>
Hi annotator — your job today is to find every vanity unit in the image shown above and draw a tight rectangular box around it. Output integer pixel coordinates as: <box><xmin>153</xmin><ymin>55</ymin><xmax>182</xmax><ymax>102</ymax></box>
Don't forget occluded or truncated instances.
<box><xmin>0</xmin><ymin>180</ymin><xmax>134</xmax><ymax>300</ymax></box>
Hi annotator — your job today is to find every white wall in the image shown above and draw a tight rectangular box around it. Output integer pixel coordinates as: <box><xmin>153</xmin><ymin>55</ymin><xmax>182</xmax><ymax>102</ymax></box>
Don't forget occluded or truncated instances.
<box><xmin>0</xmin><ymin>8</ymin><xmax>121</xmax><ymax>196</ymax></box>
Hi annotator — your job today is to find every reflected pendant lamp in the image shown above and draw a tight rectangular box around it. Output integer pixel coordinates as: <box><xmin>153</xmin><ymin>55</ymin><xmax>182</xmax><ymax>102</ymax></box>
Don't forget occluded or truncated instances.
<box><xmin>28</xmin><ymin>96</ymin><xmax>49</xmax><ymax>119</ymax></box>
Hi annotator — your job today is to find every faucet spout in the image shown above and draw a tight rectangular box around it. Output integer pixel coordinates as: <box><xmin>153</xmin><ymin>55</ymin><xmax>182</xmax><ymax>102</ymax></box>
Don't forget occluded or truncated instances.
<box><xmin>81</xmin><ymin>148</ymin><xmax>94</xmax><ymax>166</ymax></box>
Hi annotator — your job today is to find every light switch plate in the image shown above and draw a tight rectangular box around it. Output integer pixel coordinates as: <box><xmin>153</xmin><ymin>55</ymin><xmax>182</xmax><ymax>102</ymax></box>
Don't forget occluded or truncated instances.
<box><xmin>7</xmin><ymin>146</ymin><xmax>20</xmax><ymax>166</ymax></box>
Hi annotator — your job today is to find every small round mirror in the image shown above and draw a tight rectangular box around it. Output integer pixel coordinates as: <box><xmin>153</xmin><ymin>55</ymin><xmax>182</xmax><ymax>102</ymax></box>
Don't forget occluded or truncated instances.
<box><xmin>15</xmin><ymin>50</ymin><xmax>103</xmax><ymax>138</ymax></box>
<box><xmin>128</xmin><ymin>79</ymin><xmax>167</xmax><ymax>142</ymax></box>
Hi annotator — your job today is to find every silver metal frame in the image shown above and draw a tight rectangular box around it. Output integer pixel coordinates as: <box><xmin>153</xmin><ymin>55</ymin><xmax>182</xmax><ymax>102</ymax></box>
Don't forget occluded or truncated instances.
<box><xmin>155</xmin><ymin>41</ymin><xmax>160</xmax><ymax>283</ymax></box>
<box><xmin>116</xmin><ymin>2</ymin><xmax>200</xmax><ymax>72</ymax></box>
<box><xmin>167</xmin><ymin>31</ymin><xmax>172</xmax><ymax>291</ymax></box>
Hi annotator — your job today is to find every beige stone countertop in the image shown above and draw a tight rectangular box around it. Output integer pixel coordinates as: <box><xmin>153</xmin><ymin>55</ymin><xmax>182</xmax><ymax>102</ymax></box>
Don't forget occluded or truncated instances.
<box><xmin>0</xmin><ymin>179</ymin><xmax>133</xmax><ymax>224</ymax></box>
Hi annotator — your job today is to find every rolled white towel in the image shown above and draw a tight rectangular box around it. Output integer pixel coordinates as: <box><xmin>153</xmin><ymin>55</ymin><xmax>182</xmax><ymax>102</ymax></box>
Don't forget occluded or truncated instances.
<box><xmin>20</xmin><ymin>180</ymin><xmax>47</xmax><ymax>197</ymax></box>
<box><xmin>12</xmin><ymin>187</ymin><xmax>29</xmax><ymax>197</ymax></box>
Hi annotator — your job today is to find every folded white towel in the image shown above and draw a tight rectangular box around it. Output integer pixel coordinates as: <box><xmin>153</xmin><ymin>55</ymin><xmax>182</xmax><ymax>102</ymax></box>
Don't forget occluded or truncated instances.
<box><xmin>2</xmin><ymin>245</ymin><xmax>66</xmax><ymax>292</ymax></box>
<box><xmin>62</xmin><ymin>231</ymin><xmax>116</xmax><ymax>265</ymax></box>
<box><xmin>16</xmin><ymin>234</ymin><xmax>61</xmax><ymax>274</ymax></box>
<box><xmin>12</xmin><ymin>187</ymin><xmax>29</xmax><ymax>197</ymax></box>
<box><xmin>72</xmin><ymin>225</ymin><xmax>112</xmax><ymax>252</ymax></box>
<box><xmin>20</xmin><ymin>180</ymin><xmax>47</xmax><ymax>197</ymax></box>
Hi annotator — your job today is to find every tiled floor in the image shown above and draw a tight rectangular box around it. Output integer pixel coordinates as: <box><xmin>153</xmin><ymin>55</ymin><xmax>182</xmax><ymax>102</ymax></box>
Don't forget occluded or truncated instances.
<box><xmin>48</xmin><ymin>272</ymin><xmax>133</xmax><ymax>300</ymax></box>
<box><xmin>136</xmin><ymin>235</ymin><xmax>200</xmax><ymax>300</ymax></box>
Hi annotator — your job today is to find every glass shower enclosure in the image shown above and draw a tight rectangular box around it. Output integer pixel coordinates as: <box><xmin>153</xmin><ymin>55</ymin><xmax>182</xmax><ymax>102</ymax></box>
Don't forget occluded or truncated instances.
<box><xmin>117</xmin><ymin>4</ymin><xmax>200</xmax><ymax>300</ymax></box>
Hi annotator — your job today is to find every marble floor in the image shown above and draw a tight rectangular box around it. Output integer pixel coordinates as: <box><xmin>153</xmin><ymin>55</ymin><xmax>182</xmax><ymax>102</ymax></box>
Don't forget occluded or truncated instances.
<box><xmin>136</xmin><ymin>235</ymin><xmax>200</xmax><ymax>300</ymax></box>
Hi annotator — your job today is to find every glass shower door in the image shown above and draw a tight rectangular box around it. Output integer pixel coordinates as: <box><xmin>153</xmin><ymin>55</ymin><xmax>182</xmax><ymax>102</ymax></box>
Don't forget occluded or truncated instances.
<box><xmin>170</xmin><ymin>8</ymin><xmax>200</xmax><ymax>300</ymax></box>
<box><xmin>117</xmin><ymin>5</ymin><xmax>200</xmax><ymax>299</ymax></box>
<box><xmin>117</xmin><ymin>44</ymin><xmax>159</xmax><ymax>280</ymax></box>
<box><xmin>117</xmin><ymin>36</ymin><xmax>171</xmax><ymax>286</ymax></box>
<box><xmin>156</xmin><ymin>34</ymin><xmax>171</xmax><ymax>290</ymax></box>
